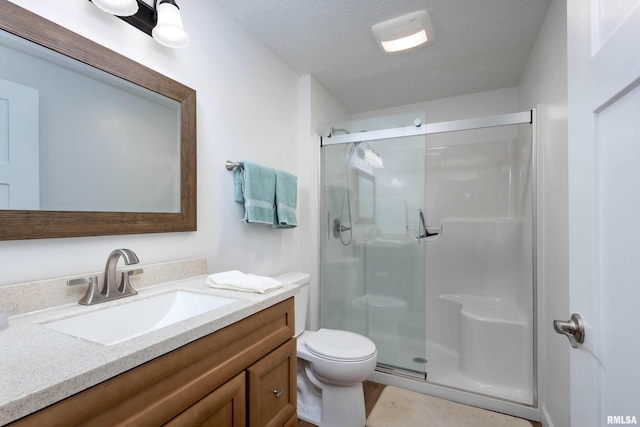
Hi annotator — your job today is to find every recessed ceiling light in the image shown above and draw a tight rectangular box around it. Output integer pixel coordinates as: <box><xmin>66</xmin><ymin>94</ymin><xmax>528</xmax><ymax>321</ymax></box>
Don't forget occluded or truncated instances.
<box><xmin>372</xmin><ymin>10</ymin><xmax>434</xmax><ymax>54</ymax></box>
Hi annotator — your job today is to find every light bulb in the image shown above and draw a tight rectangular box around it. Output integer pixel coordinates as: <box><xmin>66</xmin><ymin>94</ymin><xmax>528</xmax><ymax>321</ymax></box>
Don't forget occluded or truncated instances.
<box><xmin>92</xmin><ymin>0</ymin><xmax>139</xmax><ymax>17</ymax></box>
<box><xmin>152</xmin><ymin>1</ymin><xmax>190</xmax><ymax>48</ymax></box>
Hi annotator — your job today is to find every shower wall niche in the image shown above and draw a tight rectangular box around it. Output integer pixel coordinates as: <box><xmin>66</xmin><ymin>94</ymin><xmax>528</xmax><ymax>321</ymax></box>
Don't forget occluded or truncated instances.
<box><xmin>320</xmin><ymin>111</ymin><xmax>535</xmax><ymax>408</ymax></box>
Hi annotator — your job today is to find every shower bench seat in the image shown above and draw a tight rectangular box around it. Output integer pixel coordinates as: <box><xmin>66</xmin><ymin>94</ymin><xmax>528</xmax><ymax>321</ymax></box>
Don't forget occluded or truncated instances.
<box><xmin>439</xmin><ymin>294</ymin><xmax>532</xmax><ymax>399</ymax></box>
<box><xmin>440</xmin><ymin>294</ymin><xmax>527</xmax><ymax>325</ymax></box>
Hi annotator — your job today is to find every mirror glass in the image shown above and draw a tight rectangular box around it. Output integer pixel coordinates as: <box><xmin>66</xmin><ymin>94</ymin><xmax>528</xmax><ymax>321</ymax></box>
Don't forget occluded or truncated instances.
<box><xmin>0</xmin><ymin>0</ymin><xmax>196</xmax><ymax>241</ymax></box>
<box><xmin>0</xmin><ymin>29</ymin><xmax>180</xmax><ymax>213</ymax></box>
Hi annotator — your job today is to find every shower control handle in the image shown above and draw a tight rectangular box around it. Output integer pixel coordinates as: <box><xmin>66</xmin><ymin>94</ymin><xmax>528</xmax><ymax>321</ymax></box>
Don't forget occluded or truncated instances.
<box><xmin>333</xmin><ymin>218</ymin><xmax>351</xmax><ymax>238</ymax></box>
<box><xmin>553</xmin><ymin>313</ymin><xmax>585</xmax><ymax>348</ymax></box>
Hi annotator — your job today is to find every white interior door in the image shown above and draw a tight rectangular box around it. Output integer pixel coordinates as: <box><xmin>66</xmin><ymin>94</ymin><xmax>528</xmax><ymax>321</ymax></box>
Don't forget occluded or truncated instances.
<box><xmin>0</xmin><ymin>78</ymin><xmax>39</xmax><ymax>209</ymax></box>
<box><xmin>567</xmin><ymin>2</ymin><xmax>640</xmax><ymax>426</ymax></box>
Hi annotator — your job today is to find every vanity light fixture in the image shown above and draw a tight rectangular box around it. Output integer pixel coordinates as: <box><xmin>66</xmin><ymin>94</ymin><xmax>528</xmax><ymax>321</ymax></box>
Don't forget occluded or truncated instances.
<box><xmin>371</xmin><ymin>10</ymin><xmax>434</xmax><ymax>54</ymax></box>
<box><xmin>91</xmin><ymin>0</ymin><xmax>190</xmax><ymax>48</ymax></box>
<box><xmin>91</xmin><ymin>0</ymin><xmax>139</xmax><ymax>17</ymax></box>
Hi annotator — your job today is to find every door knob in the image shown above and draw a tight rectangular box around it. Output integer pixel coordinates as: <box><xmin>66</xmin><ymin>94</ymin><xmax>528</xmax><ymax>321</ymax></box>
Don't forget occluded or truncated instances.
<box><xmin>553</xmin><ymin>313</ymin><xmax>585</xmax><ymax>348</ymax></box>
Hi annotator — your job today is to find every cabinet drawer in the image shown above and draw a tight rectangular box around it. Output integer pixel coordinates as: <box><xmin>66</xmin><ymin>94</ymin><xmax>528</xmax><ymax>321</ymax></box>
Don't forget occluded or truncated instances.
<box><xmin>164</xmin><ymin>372</ymin><xmax>246</xmax><ymax>427</ymax></box>
<box><xmin>247</xmin><ymin>339</ymin><xmax>297</xmax><ymax>427</ymax></box>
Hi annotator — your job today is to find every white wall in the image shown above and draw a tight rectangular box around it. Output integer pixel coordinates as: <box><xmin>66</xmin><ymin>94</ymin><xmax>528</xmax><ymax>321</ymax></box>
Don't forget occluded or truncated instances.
<box><xmin>0</xmin><ymin>0</ymin><xmax>301</xmax><ymax>285</ymax></box>
<box><xmin>517</xmin><ymin>1</ymin><xmax>569</xmax><ymax>426</ymax></box>
<box><xmin>353</xmin><ymin>87</ymin><xmax>519</xmax><ymax>123</ymax></box>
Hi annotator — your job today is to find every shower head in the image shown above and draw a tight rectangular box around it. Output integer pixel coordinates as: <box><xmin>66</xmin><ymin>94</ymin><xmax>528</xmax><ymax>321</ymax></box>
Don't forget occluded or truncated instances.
<box><xmin>331</xmin><ymin>127</ymin><xmax>383</xmax><ymax>168</ymax></box>
<box><xmin>364</xmin><ymin>147</ymin><xmax>384</xmax><ymax>168</ymax></box>
<box><xmin>354</xmin><ymin>142</ymin><xmax>384</xmax><ymax>168</ymax></box>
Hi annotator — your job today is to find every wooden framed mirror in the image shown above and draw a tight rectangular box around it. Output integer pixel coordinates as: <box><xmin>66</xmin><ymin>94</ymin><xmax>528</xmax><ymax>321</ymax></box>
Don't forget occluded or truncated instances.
<box><xmin>0</xmin><ymin>0</ymin><xmax>196</xmax><ymax>240</ymax></box>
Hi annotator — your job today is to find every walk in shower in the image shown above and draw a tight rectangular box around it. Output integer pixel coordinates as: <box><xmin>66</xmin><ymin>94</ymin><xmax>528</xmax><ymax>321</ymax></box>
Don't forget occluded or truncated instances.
<box><xmin>319</xmin><ymin>111</ymin><xmax>536</xmax><ymax>413</ymax></box>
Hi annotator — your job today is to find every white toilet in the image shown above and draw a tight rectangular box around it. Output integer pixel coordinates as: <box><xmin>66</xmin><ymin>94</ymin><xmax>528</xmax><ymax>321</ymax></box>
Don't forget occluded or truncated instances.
<box><xmin>275</xmin><ymin>272</ymin><xmax>377</xmax><ymax>427</ymax></box>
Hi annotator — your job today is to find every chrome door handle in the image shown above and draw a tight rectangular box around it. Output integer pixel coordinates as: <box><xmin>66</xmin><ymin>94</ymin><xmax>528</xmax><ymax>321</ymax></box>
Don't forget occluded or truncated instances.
<box><xmin>553</xmin><ymin>313</ymin><xmax>585</xmax><ymax>348</ymax></box>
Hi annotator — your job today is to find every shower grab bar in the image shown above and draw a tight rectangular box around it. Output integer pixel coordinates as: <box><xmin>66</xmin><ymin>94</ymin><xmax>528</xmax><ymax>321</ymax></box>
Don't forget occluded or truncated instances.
<box><xmin>417</xmin><ymin>209</ymin><xmax>438</xmax><ymax>243</ymax></box>
<box><xmin>225</xmin><ymin>160</ymin><xmax>243</xmax><ymax>171</ymax></box>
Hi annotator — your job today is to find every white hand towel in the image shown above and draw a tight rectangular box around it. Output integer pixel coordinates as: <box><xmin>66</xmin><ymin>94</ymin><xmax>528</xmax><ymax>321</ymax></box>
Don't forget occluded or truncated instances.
<box><xmin>207</xmin><ymin>270</ymin><xmax>282</xmax><ymax>294</ymax></box>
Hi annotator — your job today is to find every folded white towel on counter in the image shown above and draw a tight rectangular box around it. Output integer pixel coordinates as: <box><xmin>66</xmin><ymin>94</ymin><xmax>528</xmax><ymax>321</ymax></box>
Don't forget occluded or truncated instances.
<box><xmin>207</xmin><ymin>270</ymin><xmax>282</xmax><ymax>294</ymax></box>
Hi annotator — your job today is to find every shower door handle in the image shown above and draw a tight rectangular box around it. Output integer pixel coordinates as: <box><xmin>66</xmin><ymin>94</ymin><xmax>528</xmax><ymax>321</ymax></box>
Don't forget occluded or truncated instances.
<box><xmin>417</xmin><ymin>209</ymin><xmax>438</xmax><ymax>243</ymax></box>
<box><xmin>553</xmin><ymin>313</ymin><xmax>585</xmax><ymax>348</ymax></box>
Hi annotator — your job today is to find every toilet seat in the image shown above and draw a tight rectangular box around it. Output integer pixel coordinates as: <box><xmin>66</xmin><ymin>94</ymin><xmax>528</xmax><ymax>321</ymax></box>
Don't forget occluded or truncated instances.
<box><xmin>304</xmin><ymin>328</ymin><xmax>376</xmax><ymax>362</ymax></box>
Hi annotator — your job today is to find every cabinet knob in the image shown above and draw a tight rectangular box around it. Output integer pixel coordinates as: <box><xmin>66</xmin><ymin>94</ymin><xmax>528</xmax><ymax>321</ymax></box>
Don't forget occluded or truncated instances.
<box><xmin>273</xmin><ymin>389</ymin><xmax>284</xmax><ymax>398</ymax></box>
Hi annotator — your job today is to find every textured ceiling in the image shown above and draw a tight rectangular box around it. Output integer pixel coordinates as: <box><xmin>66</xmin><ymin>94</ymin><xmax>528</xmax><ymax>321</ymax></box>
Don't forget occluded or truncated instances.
<box><xmin>210</xmin><ymin>0</ymin><xmax>551</xmax><ymax>113</ymax></box>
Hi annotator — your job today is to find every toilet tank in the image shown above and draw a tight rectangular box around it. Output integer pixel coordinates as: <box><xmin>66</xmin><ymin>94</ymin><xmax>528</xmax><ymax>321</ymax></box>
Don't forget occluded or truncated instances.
<box><xmin>274</xmin><ymin>272</ymin><xmax>310</xmax><ymax>337</ymax></box>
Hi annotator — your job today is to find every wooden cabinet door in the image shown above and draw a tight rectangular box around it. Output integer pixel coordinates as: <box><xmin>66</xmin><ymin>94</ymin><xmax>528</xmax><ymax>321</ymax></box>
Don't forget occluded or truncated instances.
<box><xmin>282</xmin><ymin>413</ymin><xmax>298</xmax><ymax>427</ymax></box>
<box><xmin>247</xmin><ymin>339</ymin><xmax>297</xmax><ymax>427</ymax></box>
<box><xmin>164</xmin><ymin>372</ymin><xmax>246</xmax><ymax>427</ymax></box>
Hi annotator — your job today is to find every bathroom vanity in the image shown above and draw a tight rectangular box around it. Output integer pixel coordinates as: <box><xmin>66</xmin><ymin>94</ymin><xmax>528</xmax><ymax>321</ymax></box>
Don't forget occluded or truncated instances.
<box><xmin>9</xmin><ymin>299</ymin><xmax>296</xmax><ymax>427</ymax></box>
<box><xmin>0</xmin><ymin>269</ymin><xmax>298</xmax><ymax>427</ymax></box>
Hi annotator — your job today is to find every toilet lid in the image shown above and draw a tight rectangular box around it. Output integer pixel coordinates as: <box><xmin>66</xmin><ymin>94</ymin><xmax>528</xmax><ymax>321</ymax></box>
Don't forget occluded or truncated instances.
<box><xmin>304</xmin><ymin>329</ymin><xmax>376</xmax><ymax>362</ymax></box>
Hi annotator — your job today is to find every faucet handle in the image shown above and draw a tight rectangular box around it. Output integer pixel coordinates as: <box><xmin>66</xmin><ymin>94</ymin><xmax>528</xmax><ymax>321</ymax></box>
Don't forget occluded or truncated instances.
<box><xmin>126</xmin><ymin>268</ymin><xmax>144</xmax><ymax>277</ymax></box>
<box><xmin>68</xmin><ymin>276</ymin><xmax>98</xmax><ymax>287</ymax></box>
<box><xmin>68</xmin><ymin>276</ymin><xmax>106</xmax><ymax>305</ymax></box>
<box><xmin>118</xmin><ymin>269</ymin><xmax>142</xmax><ymax>297</ymax></box>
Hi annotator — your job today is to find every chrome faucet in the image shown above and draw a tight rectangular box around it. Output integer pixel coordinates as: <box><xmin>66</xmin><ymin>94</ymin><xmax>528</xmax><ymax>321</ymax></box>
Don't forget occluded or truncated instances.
<box><xmin>68</xmin><ymin>249</ymin><xmax>143</xmax><ymax>305</ymax></box>
<box><xmin>104</xmin><ymin>249</ymin><xmax>139</xmax><ymax>299</ymax></box>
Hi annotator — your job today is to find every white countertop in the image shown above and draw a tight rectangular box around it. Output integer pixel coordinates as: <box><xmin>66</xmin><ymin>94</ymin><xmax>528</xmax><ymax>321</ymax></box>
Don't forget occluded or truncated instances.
<box><xmin>0</xmin><ymin>275</ymin><xmax>299</xmax><ymax>425</ymax></box>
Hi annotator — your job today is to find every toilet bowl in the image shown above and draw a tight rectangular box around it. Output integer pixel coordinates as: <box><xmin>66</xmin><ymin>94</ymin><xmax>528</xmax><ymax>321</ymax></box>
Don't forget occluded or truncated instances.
<box><xmin>274</xmin><ymin>272</ymin><xmax>377</xmax><ymax>427</ymax></box>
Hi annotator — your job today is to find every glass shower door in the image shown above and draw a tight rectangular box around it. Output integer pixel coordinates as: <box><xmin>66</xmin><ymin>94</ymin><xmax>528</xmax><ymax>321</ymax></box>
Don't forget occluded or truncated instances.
<box><xmin>320</xmin><ymin>110</ymin><xmax>536</xmax><ymax>405</ymax></box>
<box><xmin>320</xmin><ymin>131</ymin><xmax>428</xmax><ymax>377</ymax></box>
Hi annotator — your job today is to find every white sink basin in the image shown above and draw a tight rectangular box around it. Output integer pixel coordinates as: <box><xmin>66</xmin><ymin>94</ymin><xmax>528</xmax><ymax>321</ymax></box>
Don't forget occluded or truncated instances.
<box><xmin>43</xmin><ymin>291</ymin><xmax>236</xmax><ymax>345</ymax></box>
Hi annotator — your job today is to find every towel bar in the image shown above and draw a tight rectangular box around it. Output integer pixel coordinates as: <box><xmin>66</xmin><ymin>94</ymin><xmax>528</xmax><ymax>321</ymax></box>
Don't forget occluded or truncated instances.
<box><xmin>225</xmin><ymin>160</ymin><xmax>243</xmax><ymax>171</ymax></box>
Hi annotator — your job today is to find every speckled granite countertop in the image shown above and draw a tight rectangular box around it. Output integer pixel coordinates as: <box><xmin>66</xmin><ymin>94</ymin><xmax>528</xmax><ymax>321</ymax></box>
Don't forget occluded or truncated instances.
<box><xmin>0</xmin><ymin>276</ymin><xmax>298</xmax><ymax>425</ymax></box>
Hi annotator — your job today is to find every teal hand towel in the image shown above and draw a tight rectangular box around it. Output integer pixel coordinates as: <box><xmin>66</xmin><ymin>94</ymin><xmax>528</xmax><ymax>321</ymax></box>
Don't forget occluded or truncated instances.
<box><xmin>234</xmin><ymin>168</ymin><xmax>244</xmax><ymax>203</ymax></box>
<box><xmin>235</xmin><ymin>161</ymin><xmax>276</xmax><ymax>225</ymax></box>
<box><xmin>273</xmin><ymin>169</ymin><xmax>297</xmax><ymax>229</ymax></box>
